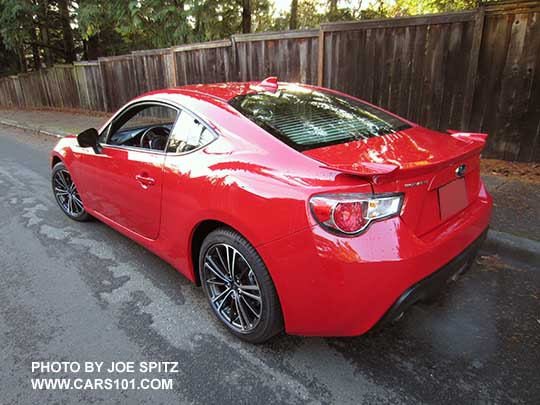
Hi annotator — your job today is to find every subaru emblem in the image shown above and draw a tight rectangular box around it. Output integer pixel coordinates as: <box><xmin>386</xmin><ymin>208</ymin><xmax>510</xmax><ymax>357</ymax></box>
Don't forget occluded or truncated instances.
<box><xmin>455</xmin><ymin>164</ymin><xmax>467</xmax><ymax>177</ymax></box>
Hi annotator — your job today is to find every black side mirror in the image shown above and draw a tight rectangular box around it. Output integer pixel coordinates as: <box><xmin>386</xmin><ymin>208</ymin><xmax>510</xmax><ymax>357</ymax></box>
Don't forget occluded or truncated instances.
<box><xmin>77</xmin><ymin>128</ymin><xmax>101</xmax><ymax>154</ymax></box>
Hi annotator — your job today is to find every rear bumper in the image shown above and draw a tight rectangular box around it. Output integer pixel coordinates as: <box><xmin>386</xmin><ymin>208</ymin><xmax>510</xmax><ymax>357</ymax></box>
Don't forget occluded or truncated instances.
<box><xmin>376</xmin><ymin>228</ymin><xmax>487</xmax><ymax>328</ymax></box>
<box><xmin>258</xmin><ymin>183</ymin><xmax>492</xmax><ymax>336</ymax></box>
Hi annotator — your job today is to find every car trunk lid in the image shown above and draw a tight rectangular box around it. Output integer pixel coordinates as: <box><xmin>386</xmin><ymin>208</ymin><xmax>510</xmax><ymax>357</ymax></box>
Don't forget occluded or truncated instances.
<box><xmin>303</xmin><ymin>127</ymin><xmax>487</xmax><ymax>236</ymax></box>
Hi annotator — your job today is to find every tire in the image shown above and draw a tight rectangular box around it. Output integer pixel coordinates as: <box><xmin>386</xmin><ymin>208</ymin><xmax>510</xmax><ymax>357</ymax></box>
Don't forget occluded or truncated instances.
<box><xmin>199</xmin><ymin>227</ymin><xmax>284</xmax><ymax>343</ymax></box>
<box><xmin>51</xmin><ymin>162</ymin><xmax>91</xmax><ymax>222</ymax></box>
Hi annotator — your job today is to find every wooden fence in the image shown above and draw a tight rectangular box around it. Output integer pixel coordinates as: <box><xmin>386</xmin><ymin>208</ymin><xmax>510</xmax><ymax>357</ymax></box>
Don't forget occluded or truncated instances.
<box><xmin>0</xmin><ymin>0</ymin><xmax>539</xmax><ymax>162</ymax></box>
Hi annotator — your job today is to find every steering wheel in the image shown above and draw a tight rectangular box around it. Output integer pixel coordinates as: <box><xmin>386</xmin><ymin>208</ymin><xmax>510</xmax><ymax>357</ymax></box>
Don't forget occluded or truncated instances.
<box><xmin>140</xmin><ymin>125</ymin><xmax>170</xmax><ymax>150</ymax></box>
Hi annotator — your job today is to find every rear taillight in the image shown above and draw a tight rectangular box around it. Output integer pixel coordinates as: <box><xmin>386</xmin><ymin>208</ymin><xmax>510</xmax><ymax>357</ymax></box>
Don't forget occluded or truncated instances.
<box><xmin>309</xmin><ymin>193</ymin><xmax>403</xmax><ymax>236</ymax></box>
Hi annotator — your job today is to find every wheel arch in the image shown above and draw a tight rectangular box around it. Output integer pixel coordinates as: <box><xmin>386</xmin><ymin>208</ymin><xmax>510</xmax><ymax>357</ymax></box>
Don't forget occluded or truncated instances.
<box><xmin>51</xmin><ymin>155</ymin><xmax>62</xmax><ymax>168</ymax></box>
<box><xmin>190</xmin><ymin>219</ymin><xmax>262</xmax><ymax>286</ymax></box>
<box><xmin>190</xmin><ymin>220</ymin><xmax>236</xmax><ymax>285</ymax></box>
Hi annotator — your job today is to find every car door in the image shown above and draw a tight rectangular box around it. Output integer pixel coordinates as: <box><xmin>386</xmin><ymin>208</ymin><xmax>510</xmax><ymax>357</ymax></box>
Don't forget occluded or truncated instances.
<box><xmin>90</xmin><ymin>102</ymin><xmax>179</xmax><ymax>240</ymax></box>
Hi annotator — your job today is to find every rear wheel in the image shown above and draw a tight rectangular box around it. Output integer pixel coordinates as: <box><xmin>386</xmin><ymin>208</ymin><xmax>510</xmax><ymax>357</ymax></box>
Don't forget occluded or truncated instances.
<box><xmin>199</xmin><ymin>228</ymin><xmax>283</xmax><ymax>343</ymax></box>
<box><xmin>51</xmin><ymin>162</ymin><xmax>90</xmax><ymax>222</ymax></box>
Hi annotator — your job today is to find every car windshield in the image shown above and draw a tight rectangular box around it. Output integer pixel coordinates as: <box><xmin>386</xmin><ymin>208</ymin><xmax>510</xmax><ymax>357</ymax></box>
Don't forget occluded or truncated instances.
<box><xmin>229</xmin><ymin>86</ymin><xmax>411</xmax><ymax>151</ymax></box>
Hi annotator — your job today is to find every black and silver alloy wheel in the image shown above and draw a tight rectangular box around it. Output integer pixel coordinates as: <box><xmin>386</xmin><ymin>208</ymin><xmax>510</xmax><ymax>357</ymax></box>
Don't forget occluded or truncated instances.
<box><xmin>203</xmin><ymin>243</ymin><xmax>262</xmax><ymax>333</ymax></box>
<box><xmin>51</xmin><ymin>162</ymin><xmax>90</xmax><ymax>221</ymax></box>
<box><xmin>200</xmin><ymin>228</ymin><xmax>283</xmax><ymax>343</ymax></box>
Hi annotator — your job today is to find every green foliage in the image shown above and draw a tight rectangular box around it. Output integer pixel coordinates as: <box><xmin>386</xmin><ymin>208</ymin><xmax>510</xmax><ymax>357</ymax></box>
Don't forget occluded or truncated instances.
<box><xmin>0</xmin><ymin>0</ymin><xmax>36</xmax><ymax>50</ymax></box>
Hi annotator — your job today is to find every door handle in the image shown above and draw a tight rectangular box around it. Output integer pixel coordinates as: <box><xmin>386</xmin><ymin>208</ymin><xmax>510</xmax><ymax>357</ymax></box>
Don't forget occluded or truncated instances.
<box><xmin>135</xmin><ymin>174</ymin><xmax>155</xmax><ymax>186</ymax></box>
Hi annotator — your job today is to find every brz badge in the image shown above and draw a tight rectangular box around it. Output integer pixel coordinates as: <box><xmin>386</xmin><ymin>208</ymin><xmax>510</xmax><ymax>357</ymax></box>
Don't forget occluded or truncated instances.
<box><xmin>455</xmin><ymin>164</ymin><xmax>467</xmax><ymax>177</ymax></box>
<box><xmin>404</xmin><ymin>180</ymin><xmax>429</xmax><ymax>188</ymax></box>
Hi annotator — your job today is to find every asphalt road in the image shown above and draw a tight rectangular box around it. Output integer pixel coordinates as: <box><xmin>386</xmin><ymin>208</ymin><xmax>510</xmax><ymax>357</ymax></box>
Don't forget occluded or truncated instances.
<box><xmin>0</xmin><ymin>125</ymin><xmax>539</xmax><ymax>404</ymax></box>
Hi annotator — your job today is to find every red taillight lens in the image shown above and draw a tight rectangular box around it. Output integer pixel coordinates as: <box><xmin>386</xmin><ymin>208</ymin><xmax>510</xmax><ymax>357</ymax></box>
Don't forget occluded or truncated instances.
<box><xmin>310</xmin><ymin>193</ymin><xmax>403</xmax><ymax>236</ymax></box>
<box><xmin>333</xmin><ymin>202</ymin><xmax>367</xmax><ymax>233</ymax></box>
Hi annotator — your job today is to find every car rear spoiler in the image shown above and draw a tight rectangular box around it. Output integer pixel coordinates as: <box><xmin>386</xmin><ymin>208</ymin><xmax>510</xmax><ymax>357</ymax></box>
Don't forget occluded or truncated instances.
<box><xmin>320</xmin><ymin>132</ymin><xmax>488</xmax><ymax>180</ymax></box>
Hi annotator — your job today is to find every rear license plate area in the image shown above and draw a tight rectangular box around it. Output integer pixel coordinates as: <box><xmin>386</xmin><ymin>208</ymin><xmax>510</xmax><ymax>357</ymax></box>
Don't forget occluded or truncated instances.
<box><xmin>438</xmin><ymin>178</ymin><xmax>468</xmax><ymax>221</ymax></box>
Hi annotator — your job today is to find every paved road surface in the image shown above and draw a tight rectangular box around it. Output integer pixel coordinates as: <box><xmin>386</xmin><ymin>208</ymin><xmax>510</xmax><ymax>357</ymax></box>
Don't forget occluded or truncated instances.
<box><xmin>0</xmin><ymin>126</ymin><xmax>539</xmax><ymax>404</ymax></box>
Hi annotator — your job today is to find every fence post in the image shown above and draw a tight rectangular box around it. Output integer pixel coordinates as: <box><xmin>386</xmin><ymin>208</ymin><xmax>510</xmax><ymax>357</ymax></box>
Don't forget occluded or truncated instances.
<box><xmin>317</xmin><ymin>29</ymin><xmax>325</xmax><ymax>87</ymax></box>
<box><xmin>169</xmin><ymin>48</ymin><xmax>178</xmax><ymax>87</ymax></box>
<box><xmin>461</xmin><ymin>3</ymin><xmax>486</xmax><ymax>130</ymax></box>
<box><xmin>230</xmin><ymin>35</ymin><xmax>239</xmax><ymax>82</ymax></box>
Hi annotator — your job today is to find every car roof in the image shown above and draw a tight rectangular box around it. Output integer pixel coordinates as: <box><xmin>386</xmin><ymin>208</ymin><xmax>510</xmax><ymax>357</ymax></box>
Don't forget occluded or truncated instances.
<box><xmin>139</xmin><ymin>78</ymin><xmax>305</xmax><ymax>103</ymax></box>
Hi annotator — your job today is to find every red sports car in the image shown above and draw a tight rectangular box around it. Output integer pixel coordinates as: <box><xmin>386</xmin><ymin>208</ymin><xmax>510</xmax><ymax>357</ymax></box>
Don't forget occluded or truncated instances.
<box><xmin>51</xmin><ymin>77</ymin><xmax>492</xmax><ymax>342</ymax></box>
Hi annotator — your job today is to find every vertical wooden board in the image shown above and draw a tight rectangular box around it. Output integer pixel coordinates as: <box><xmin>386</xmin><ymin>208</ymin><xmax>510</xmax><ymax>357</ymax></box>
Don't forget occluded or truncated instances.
<box><xmin>265</xmin><ymin>40</ymin><xmax>275</xmax><ymax>79</ymax></box>
<box><xmin>17</xmin><ymin>75</ymin><xmax>29</xmax><ymax>108</ymax></box>
<box><xmin>490</xmin><ymin>14</ymin><xmax>527</xmax><ymax>159</ymax></box>
<box><xmin>84</xmin><ymin>64</ymin><xmax>106</xmax><ymax>111</ymax></box>
<box><xmin>249</xmin><ymin>42</ymin><xmax>259</xmax><ymax>80</ymax></box>
<box><xmin>285</xmin><ymin>39</ymin><xmax>297</xmax><ymax>81</ymax></box>
<box><xmin>174</xmin><ymin>51</ymin><xmax>183</xmax><ymax>85</ymax></box>
<box><xmin>407</xmin><ymin>25</ymin><xmax>428</xmax><ymax>122</ymax></box>
<box><xmin>498</xmin><ymin>12</ymin><xmax>537</xmax><ymax>160</ymax></box>
<box><xmin>516</xmin><ymin>11</ymin><xmax>540</xmax><ymax>161</ymax></box>
<box><xmin>42</xmin><ymin>68</ymin><xmax>61</xmax><ymax>108</ymax></box>
<box><xmin>330</xmin><ymin>32</ymin><xmax>343</xmax><ymax>92</ymax></box>
<box><xmin>299</xmin><ymin>38</ymin><xmax>308</xmax><ymax>83</ymax></box>
<box><xmin>99</xmin><ymin>56</ymin><xmax>137</xmax><ymax>112</ymax></box>
<box><xmin>236</xmin><ymin>43</ymin><xmax>247</xmax><ymax>82</ymax></box>
<box><xmin>420</xmin><ymin>24</ymin><xmax>445</xmax><ymax>129</ymax></box>
<box><xmin>58</xmin><ymin>66</ymin><xmax>80</xmax><ymax>109</ymax></box>
<box><xmin>432</xmin><ymin>24</ymin><xmax>450</xmax><ymax>130</ymax></box>
<box><xmin>350</xmin><ymin>30</ymin><xmax>366</xmax><ymax>99</ymax></box>
<box><xmin>441</xmin><ymin>22</ymin><xmax>462</xmax><ymax>130</ymax></box>
<box><xmin>362</xmin><ymin>29</ymin><xmax>376</xmax><ymax>103</ymax></box>
<box><xmin>470</xmin><ymin>13</ymin><xmax>513</xmax><ymax>158</ymax></box>
<box><xmin>370</xmin><ymin>28</ymin><xmax>386</xmax><ymax>106</ymax></box>
<box><xmin>0</xmin><ymin>80</ymin><xmax>5</xmax><ymax>105</ymax></box>
<box><xmin>73</xmin><ymin>65</ymin><xmax>87</xmax><ymax>109</ymax></box>
<box><xmin>381</xmin><ymin>27</ymin><xmax>397</xmax><ymax>110</ymax></box>
<box><xmin>196</xmin><ymin>50</ymin><xmax>204</xmax><ymax>83</ymax></box>
<box><xmin>323</xmin><ymin>32</ymin><xmax>333</xmax><ymax>88</ymax></box>
<box><xmin>309</xmin><ymin>35</ymin><xmax>319</xmax><ymax>85</ymax></box>
<box><xmin>341</xmin><ymin>30</ymin><xmax>357</xmax><ymax>96</ymax></box>
<box><xmin>179</xmin><ymin>52</ymin><xmax>188</xmax><ymax>85</ymax></box>
<box><xmin>395</xmin><ymin>25</ymin><xmax>416</xmax><ymax>118</ymax></box>
<box><xmin>12</xmin><ymin>76</ymin><xmax>25</xmax><ymax>107</ymax></box>
<box><xmin>387</xmin><ymin>27</ymin><xmax>406</xmax><ymax>114</ymax></box>
<box><xmin>445</xmin><ymin>22</ymin><xmax>475</xmax><ymax>130</ymax></box>
<box><xmin>18</xmin><ymin>74</ymin><xmax>33</xmax><ymax>107</ymax></box>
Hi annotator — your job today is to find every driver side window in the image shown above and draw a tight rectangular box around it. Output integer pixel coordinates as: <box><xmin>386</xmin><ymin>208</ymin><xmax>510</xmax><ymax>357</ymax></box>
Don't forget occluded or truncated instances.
<box><xmin>105</xmin><ymin>103</ymin><xmax>179</xmax><ymax>151</ymax></box>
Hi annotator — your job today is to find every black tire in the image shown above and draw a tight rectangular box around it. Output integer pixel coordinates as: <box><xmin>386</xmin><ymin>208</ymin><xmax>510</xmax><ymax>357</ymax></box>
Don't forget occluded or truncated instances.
<box><xmin>199</xmin><ymin>227</ymin><xmax>284</xmax><ymax>343</ymax></box>
<box><xmin>51</xmin><ymin>162</ymin><xmax>91</xmax><ymax>222</ymax></box>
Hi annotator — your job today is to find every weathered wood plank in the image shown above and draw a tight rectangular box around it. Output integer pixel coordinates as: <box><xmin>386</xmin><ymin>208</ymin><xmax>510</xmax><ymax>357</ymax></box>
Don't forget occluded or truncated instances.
<box><xmin>321</xmin><ymin>10</ymin><xmax>476</xmax><ymax>32</ymax></box>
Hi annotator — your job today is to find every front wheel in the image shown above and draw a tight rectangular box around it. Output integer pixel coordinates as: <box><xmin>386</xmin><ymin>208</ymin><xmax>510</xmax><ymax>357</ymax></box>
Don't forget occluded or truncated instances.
<box><xmin>51</xmin><ymin>162</ymin><xmax>91</xmax><ymax>222</ymax></box>
<box><xmin>199</xmin><ymin>228</ymin><xmax>284</xmax><ymax>343</ymax></box>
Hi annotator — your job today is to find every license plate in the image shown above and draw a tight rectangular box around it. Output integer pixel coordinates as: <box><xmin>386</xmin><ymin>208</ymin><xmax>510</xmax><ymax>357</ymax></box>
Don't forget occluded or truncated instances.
<box><xmin>438</xmin><ymin>178</ymin><xmax>468</xmax><ymax>221</ymax></box>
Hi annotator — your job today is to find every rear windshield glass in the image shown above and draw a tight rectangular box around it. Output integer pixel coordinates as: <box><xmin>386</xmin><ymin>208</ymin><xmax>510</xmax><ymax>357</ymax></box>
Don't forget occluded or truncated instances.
<box><xmin>229</xmin><ymin>86</ymin><xmax>411</xmax><ymax>151</ymax></box>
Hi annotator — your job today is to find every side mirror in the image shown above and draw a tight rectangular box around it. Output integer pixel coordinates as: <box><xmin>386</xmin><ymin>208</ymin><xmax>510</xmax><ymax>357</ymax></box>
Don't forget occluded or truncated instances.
<box><xmin>77</xmin><ymin>128</ymin><xmax>101</xmax><ymax>154</ymax></box>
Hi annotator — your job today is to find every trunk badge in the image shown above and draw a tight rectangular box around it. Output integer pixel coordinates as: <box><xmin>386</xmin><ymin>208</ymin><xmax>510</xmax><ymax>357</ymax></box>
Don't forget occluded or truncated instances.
<box><xmin>404</xmin><ymin>180</ymin><xmax>429</xmax><ymax>188</ymax></box>
<box><xmin>456</xmin><ymin>164</ymin><xmax>467</xmax><ymax>177</ymax></box>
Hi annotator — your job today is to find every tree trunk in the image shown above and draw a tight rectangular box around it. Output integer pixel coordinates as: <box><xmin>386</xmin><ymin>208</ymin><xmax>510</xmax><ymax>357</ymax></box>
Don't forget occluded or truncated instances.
<box><xmin>290</xmin><ymin>0</ymin><xmax>298</xmax><ymax>30</ymax></box>
<box><xmin>58</xmin><ymin>0</ymin><xmax>75</xmax><ymax>63</ymax></box>
<box><xmin>85</xmin><ymin>36</ymin><xmax>101</xmax><ymax>60</ymax></box>
<box><xmin>40</xmin><ymin>25</ymin><xmax>54</xmax><ymax>67</ymax></box>
<box><xmin>39</xmin><ymin>1</ymin><xmax>54</xmax><ymax>67</ymax></box>
<box><xmin>19</xmin><ymin>46</ymin><xmax>28</xmax><ymax>73</ymax></box>
<box><xmin>241</xmin><ymin>0</ymin><xmax>252</xmax><ymax>34</ymax></box>
<box><xmin>30</xmin><ymin>23</ymin><xmax>41</xmax><ymax>70</ymax></box>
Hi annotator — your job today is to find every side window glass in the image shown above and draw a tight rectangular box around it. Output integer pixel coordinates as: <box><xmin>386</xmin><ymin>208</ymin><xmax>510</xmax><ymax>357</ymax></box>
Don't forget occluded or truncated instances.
<box><xmin>106</xmin><ymin>104</ymin><xmax>178</xmax><ymax>151</ymax></box>
<box><xmin>167</xmin><ymin>111</ymin><xmax>216</xmax><ymax>153</ymax></box>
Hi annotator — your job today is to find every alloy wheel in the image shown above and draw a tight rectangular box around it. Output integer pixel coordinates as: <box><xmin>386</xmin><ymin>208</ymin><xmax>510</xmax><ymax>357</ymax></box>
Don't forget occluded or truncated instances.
<box><xmin>53</xmin><ymin>169</ymin><xmax>84</xmax><ymax>217</ymax></box>
<box><xmin>203</xmin><ymin>243</ymin><xmax>263</xmax><ymax>333</ymax></box>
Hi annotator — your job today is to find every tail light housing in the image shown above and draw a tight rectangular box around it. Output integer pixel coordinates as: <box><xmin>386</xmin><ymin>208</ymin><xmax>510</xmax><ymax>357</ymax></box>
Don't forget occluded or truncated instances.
<box><xmin>310</xmin><ymin>193</ymin><xmax>403</xmax><ymax>236</ymax></box>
